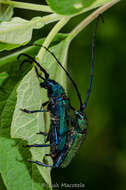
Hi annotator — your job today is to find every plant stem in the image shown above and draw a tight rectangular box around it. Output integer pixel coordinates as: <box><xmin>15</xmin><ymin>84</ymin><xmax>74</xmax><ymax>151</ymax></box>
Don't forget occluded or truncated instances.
<box><xmin>37</xmin><ymin>17</ymin><xmax>70</xmax><ymax>64</ymax></box>
<box><xmin>0</xmin><ymin>0</ymin><xmax>53</xmax><ymax>13</ymax></box>
<box><xmin>29</xmin><ymin>14</ymin><xmax>63</xmax><ymax>28</ymax></box>
<box><xmin>68</xmin><ymin>0</ymin><xmax>120</xmax><ymax>41</ymax></box>
<box><xmin>75</xmin><ymin>0</ymin><xmax>118</xmax><ymax>16</ymax></box>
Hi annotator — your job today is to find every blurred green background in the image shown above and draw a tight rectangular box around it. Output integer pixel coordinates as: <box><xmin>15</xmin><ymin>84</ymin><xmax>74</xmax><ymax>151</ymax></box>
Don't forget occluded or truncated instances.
<box><xmin>1</xmin><ymin>0</ymin><xmax>126</xmax><ymax>190</ymax></box>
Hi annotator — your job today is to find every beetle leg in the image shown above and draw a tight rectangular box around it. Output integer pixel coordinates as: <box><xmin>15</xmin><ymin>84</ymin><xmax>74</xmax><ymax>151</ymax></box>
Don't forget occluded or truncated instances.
<box><xmin>45</xmin><ymin>153</ymin><xmax>52</xmax><ymax>157</ymax></box>
<box><xmin>36</xmin><ymin>131</ymin><xmax>48</xmax><ymax>136</ymax></box>
<box><xmin>23</xmin><ymin>144</ymin><xmax>52</xmax><ymax>148</ymax></box>
<box><xmin>41</xmin><ymin>101</ymin><xmax>49</xmax><ymax>108</ymax></box>
<box><xmin>27</xmin><ymin>160</ymin><xmax>54</xmax><ymax>167</ymax></box>
<box><xmin>20</xmin><ymin>108</ymin><xmax>48</xmax><ymax>113</ymax></box>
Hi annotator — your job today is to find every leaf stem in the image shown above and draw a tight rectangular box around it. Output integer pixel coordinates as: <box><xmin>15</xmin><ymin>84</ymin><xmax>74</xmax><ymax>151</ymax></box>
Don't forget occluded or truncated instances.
<box><xmin>37</xmin><ymin>17</ymin><xmax>70</xmax><ymax>64</ymax></box>
<box><xmin>0</xmin><ymin>0</ymin><xmax>53</xmax><ymax>13</ymax></box>
<box><xmin>68</xmin><ymin>0</ymin><xmax>120</xmax><ymax>41</ymax></box>
<box><xmin>28</xmin><ymin>14</ymin><xmax>64</xmax><ymax>28</ymax></box>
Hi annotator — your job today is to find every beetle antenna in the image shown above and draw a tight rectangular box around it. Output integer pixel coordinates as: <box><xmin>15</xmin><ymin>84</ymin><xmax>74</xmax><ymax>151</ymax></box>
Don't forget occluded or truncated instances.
<box><xmin>81</xmin><ymin>16</ymin><xmax>100</xmax><ymax>112</ymax></box>
<box><xmin>19</xmin><ymin>59</ymin><xmax>45</xmax><ymax>80</ymax></box>
<box><xmin>17</xmin><ymin>53</ymin><xmax>49</xmax><ymax>79</ymax></box>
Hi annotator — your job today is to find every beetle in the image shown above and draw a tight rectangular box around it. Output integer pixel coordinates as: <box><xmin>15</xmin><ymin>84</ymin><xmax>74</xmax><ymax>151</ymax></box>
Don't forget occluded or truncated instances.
<box><xmin>18</xmin><ymin>17</ymin><xmax>99</xmax><ymax>168</ymax></box>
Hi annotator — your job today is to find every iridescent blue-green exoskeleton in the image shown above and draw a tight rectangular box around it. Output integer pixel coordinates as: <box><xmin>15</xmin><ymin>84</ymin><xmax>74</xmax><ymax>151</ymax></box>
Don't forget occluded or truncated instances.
<box><xmin>18</xmin><ymin>17</ymin><xmax>99</xmax><ymax>168</ymax></box>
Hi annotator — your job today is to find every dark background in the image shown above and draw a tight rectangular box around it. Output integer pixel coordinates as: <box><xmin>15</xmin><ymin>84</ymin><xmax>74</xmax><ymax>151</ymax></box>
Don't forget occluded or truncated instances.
<box><xmin>1</xmin><ymin>0</ymin><xmax>126</xmax><ymax>189</ymax></box>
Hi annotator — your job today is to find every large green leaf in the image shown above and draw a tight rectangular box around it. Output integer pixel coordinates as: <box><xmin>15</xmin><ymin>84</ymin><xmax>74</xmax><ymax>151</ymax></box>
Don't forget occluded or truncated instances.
<box><xmin>0</xmin><ymin>17</ymin><xmax>44</xmax><ymax>44</ymax></box>
<box><xmin>11</xmin><ymin>36</ymin><xmax>70</xmax><ymax>186</ymax></box>
<box><xmin>0</xmin><ymin>85</ymin><xmax>48</xmax><ymax>190</ymax></box>
<box><xmin>0</xmin><ymin>134</ymin><xmax>48</xmax><ymax>190</ymax></box>
<box><xmin>0</xmin><ymin>0</ymin><xmax>13</xmax><ymax>22</ymax></box>
<box><xmin>46</xmin><ymin>0</ymin><xmax>112</xmax><ymax>15</ymax></box>
<box><xmin>0</xmin><ymin>14</ymin><xmax>61</xmax><ymax>45</ymax></box>
<box><xmin>0</xmin><ymin>72</ymin><xmax>8</xmax><ymax>87</ymax></box>
<box><xmin>0</xmin><ymin>42</ymin><xmax>20</xmax><ymax>52</ymax></box>
<box><xmin>0</xmin><ymin>40</ymin><xmax>53</xmax><ymax>190</ymax></box>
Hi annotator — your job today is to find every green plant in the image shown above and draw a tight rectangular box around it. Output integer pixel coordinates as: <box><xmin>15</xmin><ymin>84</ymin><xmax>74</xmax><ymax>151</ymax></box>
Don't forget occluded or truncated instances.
<box><xmin>0</xmin><ymin>0</ymin><xmax>120</xmax><ymax>189</ymax></box>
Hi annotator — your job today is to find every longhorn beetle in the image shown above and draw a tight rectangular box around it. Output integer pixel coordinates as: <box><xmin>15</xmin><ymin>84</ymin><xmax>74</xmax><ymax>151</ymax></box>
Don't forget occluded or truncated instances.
<box><xmin>18</xmin><ymin>17</ymin><xmax>99</xmax><ymax>168</ymax></box>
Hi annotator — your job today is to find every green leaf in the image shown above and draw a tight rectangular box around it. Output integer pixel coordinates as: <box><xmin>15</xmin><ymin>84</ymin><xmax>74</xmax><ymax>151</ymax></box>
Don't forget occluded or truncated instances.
<box><xmin>0</xmin><ymin>84</ymin><xmax>48</xmax><ymax>190</ymax></box>
<box><xmin>0</xmin><ymin>41</ymin><xmax>42</xmax><ymax>68</ymax></box>
<box><xmin>0</xmin><ymin>174</ymin><xmax>6</xmax><ymax>190</ymax></box>
<box><xmin>46</xmin><ymin>0</ymin><xmax>113</xmax><ymax>15</ymax></box>
<box><xmin>0</xmin><ymin>0</ymin><xmax>13</xmax><ymax>22</ymax></box>
<box><xmin>0</xmin><ymin>47</ymin><xmax>53</xmax><ymax>189</ymax></box>
<box><xmin>0</xmin><ymin>84</ymin><xmax>17</xmax><ymax>129</ymax></box>
<box><xmin>0</xmin><ymin>33</ymin><xmax>67</xmax><ymax>52</ymax></box>
<box><xmin>0</xmin><ymin>72</ymin><xmax>8</xmax><ymax>87</ymax></box>
<box><xmin>0</xmin><ymin>17</ymin><xmax>44</xmax><ymax>44</ymax></box>
<box><xmin>0</xmin><ymin>14</ymin><xmax>64</xmax><ymax>49</ymax></box>
<box><xmin>11</xmin><ymin>68</ymin><xmax>53</xmax><ymax>185</ymax></box>
<box><xmin>0</xmin><ymin>42</ymin><xmax>20</xmax><ymax>52</ymax></box>
<box><xmin>0</xmin><ymin>60</ymin><xmax>49</xmax><ymax>190</ymax></box>
<box><xmin>0</xmin><ymin>134</ymin><xmax>49</xmax><ymax>190</ymax></box>
<box><xmin>11</xmin><ymin>35</ymin><xmax>70</xmax><ymax>185</ymax></box>
<box><xmin>0</xmin><ymin>14</ymin><xmax>62</xmax><ymax>45</ymax></box>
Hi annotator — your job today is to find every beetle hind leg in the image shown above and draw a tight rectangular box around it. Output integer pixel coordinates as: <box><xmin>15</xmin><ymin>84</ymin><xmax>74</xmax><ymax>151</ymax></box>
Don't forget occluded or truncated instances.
<box><xmin>23</xmin><ymin>144</ymin><xmax>51</xmax><ymax>148</ymax></box>
<box><xmin>27</xmin><ymin>160</ymin><xmax>54</xmax><ymax>167</ymax></box>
